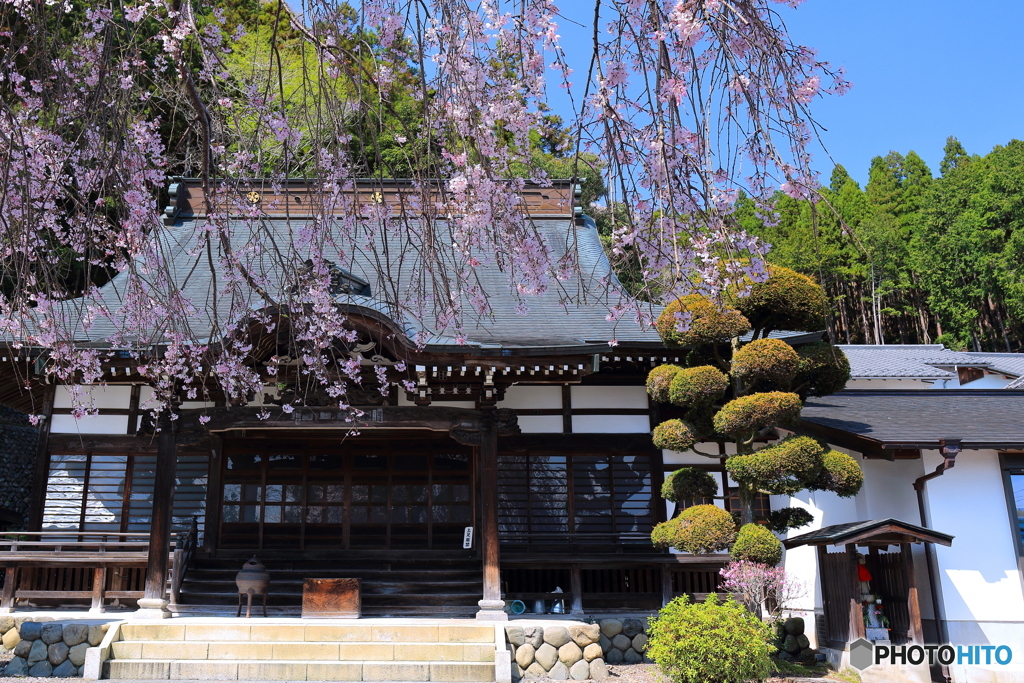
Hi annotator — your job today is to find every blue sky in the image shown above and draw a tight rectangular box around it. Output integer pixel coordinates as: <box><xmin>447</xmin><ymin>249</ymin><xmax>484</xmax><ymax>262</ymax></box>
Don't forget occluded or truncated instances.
<box><xmin>549</xmin><ymin>0</ymin><xmax>1024</xmax><ymax>185</ymax></box>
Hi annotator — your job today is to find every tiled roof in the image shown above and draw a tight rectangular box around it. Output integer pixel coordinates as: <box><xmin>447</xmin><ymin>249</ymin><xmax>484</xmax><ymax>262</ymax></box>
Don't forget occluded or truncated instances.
<box><xmin>800</xmin><ymin>390</ymin><xmax>1024</xmax><ymax>449</ymax></box>
<box><xmin>836</xmin><ymin>345</ymin><xmax>981</xmax><ymax>379</ymax></box>
<box><xmin>966</xmin><ymin>353</ymin><xmax>1024</xmax><ymax>380</ymax></box>
<box><xmin>783</xmin><ymin>518</ymin><xmax>954</xmax><ymax>549</ymax></box>
<box><xmin>17</xmin><ymin>215</ymin><xmax>666</xmax><ymax>353</ymax></box>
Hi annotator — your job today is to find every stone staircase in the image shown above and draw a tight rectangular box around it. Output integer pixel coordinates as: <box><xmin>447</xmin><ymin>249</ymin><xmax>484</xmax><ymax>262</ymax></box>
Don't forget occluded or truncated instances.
<box><xmin>103</xmin><ymin>620</ymin><xmax>500</xmax><ymax>681</ymax></box>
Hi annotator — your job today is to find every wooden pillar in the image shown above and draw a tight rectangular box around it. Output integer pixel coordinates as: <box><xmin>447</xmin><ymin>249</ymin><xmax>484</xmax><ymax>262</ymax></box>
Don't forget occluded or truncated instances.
<box><xmin>137</xmin><ymin>419</ymin><xmax>176</xmax><ymax>618</ymax></box>
<box><xmin>476</xmin><ymin>418</ymin><xmax>506</xmax><ymax>620</ymax></box>
<box><xmin>846</xmin><ymin>544</ymin><xmax>865</xmax><ymax>642</ymax></box>
<box><xmin>90</xmin><ymin>566</ymin><xmax>107</xmax><ymax>613</ymax></box>
<box><xmin>570</xmin><ymin>564</ymin><xmax>584</xmax><ymax>615</ymax></box>
<box><xmin>27</xmin><ymin>384</ymin><xmax>56</xmax><ymax>531</ymax></box>
<box><xmin>660</xmin><ymin>564</ymin><xmax>673</xmax><ymax>607</ymax></box>
<box><xmin>902</xmin><ymin>542</ymin><xmax>925</xmax><ymax>644</ymax></box>
<box><xmin>0</xmin><ymin>567</ymin><xmax>17</xmax><ymax>613</ymax></box>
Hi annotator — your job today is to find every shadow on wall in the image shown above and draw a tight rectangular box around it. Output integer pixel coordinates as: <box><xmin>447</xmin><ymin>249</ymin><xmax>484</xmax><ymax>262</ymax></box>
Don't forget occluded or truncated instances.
<box><xmin>0</xmin><ymin>405</ymin><xmax>39</xmax><ymax>530</ymax></box>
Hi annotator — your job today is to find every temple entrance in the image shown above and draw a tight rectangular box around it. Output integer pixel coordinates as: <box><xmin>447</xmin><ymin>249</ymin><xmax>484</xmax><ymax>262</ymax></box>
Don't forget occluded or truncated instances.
<box><xmin>218</xmin><ymin>436</ymin><xmax>475</xmax><ymax>552</ymax></box>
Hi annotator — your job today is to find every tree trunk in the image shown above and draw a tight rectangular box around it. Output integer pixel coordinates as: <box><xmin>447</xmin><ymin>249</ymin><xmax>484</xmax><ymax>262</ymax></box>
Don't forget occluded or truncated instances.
<box><xmin>738</xmin><ymin>481</ymin><xmax>756</xmax><ymax>526</ymax></box>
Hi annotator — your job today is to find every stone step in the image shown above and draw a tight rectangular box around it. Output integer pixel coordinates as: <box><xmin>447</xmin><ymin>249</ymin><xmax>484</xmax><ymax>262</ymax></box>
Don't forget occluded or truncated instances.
<box><xmin>104</xmin><ymin>658</ymin><xmax>495</xmax><ymax>681</ymax></box>
<box><xmin>111</xmin><ymin>640</ymin><xmax>496</xmax><ymax>662</ymax></box>
<box><xmin>119</xmin><ymin>623</ymin><xmax>497</xmax><ymax>644</ymax></box>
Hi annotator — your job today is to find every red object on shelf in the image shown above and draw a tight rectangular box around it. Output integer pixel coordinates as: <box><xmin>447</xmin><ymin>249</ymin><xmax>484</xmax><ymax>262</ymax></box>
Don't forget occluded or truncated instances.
<box><xmin>858</xmin><ymin>564</ymin><xmax>872</xmax><ymax>582</ymax></box>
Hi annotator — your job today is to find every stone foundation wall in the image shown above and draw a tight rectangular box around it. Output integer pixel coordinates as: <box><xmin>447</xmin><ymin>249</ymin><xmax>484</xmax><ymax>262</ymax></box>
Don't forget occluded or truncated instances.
<box><xmin>505</xmin><ymin>618</ymin><xmax>650</xmax><ymax>681</ymax></box>
<box><xmin>0</xmin><ymin>405</ymin><xmax>38</xmax><ymax>529</ymax></box>
<box><xmin>0</xmin><ymin>618</ymin><xmax>108</xmax><ymax>677</ymax></box>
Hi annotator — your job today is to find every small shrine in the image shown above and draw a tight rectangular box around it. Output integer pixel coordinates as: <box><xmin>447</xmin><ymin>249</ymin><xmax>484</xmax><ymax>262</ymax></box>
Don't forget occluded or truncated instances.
<box><xmin>784</xmin><ymin>518</ymin><xmax>953</xmax><ymax>649</ymax></box>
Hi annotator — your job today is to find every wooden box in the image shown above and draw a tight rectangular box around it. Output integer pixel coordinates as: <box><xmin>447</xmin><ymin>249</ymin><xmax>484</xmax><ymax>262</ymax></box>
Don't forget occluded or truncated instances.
<box><xmin>301</xmin><ymin>578</ymin><xmax>361</xmax><ymax>618</ymax></box>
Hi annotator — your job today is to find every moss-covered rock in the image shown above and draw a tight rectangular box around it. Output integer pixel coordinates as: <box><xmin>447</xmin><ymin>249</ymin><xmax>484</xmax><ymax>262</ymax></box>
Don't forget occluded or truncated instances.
<box><xmin>656</xmin><ymin>295</ymin><xmax>750</xmax><ymax>347</ymax></box>
<box><xmin>730</xmin><ymin>523</ymin><xmax>783</xmax><ymax>565</ymax></box>
<box><xmin>646</xmin><ymin>365</ymin><xmax>683</xmax><ymax>403</ymax></box>
<box><xmin>712</xmin><ymin>392</ymin><xmax>802</xmax><ymax>436</ymax></box>
<box><xmin>793</xmin><ymin>342</ymin><xmax>851</xmax><ymax>398</ymax></box>
<box><xmin>732</xmin><ymin>338</ymin><xmax>800</xmax><ymax>388</ymax></box>
<box><xmin>661</xmin><ymin>468</ymin><xmax>719</xmax><ymax>503</ymax></box>
<box><xmin>653</xmin><ymin>419</ymin><xmax>699</xmax><ymax>452</ymax></box>
<box><xmin>668</xmin><ymin>365</ymin><xmax>729</xmax><ymax>407</ymax></box>
<box><xmin>732</xmin><ymin>266</ymin><xmax>828</xmax><ymax>334</ymax></box>
<box><xmin>651</xmin><ymin>504</ymin><xmax>737</xmax><ymax>554</ymax></box>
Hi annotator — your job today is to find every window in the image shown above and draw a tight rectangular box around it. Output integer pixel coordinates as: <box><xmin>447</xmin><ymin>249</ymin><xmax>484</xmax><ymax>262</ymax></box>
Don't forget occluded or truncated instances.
<box><xmin>1000</xmin><ymin>454</ymin><xmax>1024</xmax><ymax>558</ymax></box>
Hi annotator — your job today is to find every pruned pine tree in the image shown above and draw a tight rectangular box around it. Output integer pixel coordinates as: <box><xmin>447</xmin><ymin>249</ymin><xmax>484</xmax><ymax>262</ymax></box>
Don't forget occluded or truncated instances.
<box><xmin>646</xmin><ymin>266</ymin><xmax>863</xmax><ymax>566</ymax></box>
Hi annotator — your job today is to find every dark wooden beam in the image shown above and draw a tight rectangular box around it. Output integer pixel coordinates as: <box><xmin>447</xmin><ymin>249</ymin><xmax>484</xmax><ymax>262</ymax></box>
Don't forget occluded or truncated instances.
<box><xmin>476</xmin><ymin>413</ymin><xmax>506</xmax><ymax>621</ymax></box>
<box><xmin>138</xmin><ymin>419</ymin><xmax>176</xmax><ymax>617</ymax></box>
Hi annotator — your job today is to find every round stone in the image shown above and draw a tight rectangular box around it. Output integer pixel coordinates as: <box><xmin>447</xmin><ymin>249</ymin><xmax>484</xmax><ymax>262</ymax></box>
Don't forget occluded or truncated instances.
<box><xmin>784</xmin><ymin>617</ymin><xmax>805</xmax><ymax>636</ymax></box>
<box><xmin>535</xmin><ymin>643</ymin><xmax>558</xmax><ymax>671</ymax></box>
<box><xmin>558</xmin><ymin>641</ymin><xmax>583</xmax><ymax>665</ymax></box>
<box><xmin>13</xmin><ymin>639</ymin><xmax>32</xmax><ymax>658</ymax></box>
<box><xmin>632</xmin><ymin>633</ymin><xmax>648</xmax><ymax>652</ymax></box>
<box><xmin>69</xmin><ymin>642</ymin><xmax>90</xmax><ymax>668</ymax></box>
<box><xmin>19</xmin><ymin>622</ymin><xmax>41</xmax><ymax>641</ymax></box>
<box><xmin>569</xmin><ymin>623</ymin><xmax>600</xmax><ymax>648</ymax></box>
<box><xmin>523</xmin><ymin>626</ymin><xmax>544</xmax><ymax>649</ymax></box>
<box><xmin>611</xmin><ymin>634</ymin><xmax>631</xmax><ymax>651</ymax></box>
<box><xmin>27</xmin><ymin>639</ymin><xmax>48</xmax><ymax>665</ymax></box>
<box><xmin>40</xmin><ymin>623</ymin><xmax>64</xmax><ymax>645</ymax></box>
<box><xmin>598</xmin><ymin>634</ymin><xmax>611</xmax><ymax>653</ymax></box>
<box><xmin>783</xmin><ymin>635</ymin><xmax>801</xmax><ymax>654</ymax></box>
<box><xmin>53</xmin><ymin>659</ymin><xmax>78</xmax><ymax>677</ymax></box>
<box><xmin>62</xmin><ymin>622</ymin><xmax>89</xmax><ymax>647</ymax></box>
<box><xmin>548</xmin><ymin>661</ymin><xmax>570</xmax><ymax>680</ymax></box>
<box><xmin>599</xmin><ymin>619</ymin><xmax>622</xmax><ymax>638</ymax></box>
<box><xmin>622</xmin><ymin>618</ymin><xmax>644</xmax><ymax>638</ymax></box>
<box><xmin>799</xmin><ymin>648</ymin><xmax>817</xmax><ymax>659</ymax></box>
<box><xmin>525</xmin><ymin>662</ymin><xmax>547</xmax><ymax>679</ymax></box>
<box><xmin>624</xmin><ymin>648</ymin><xmax>643</xmax><ymax>664</ymax></box>
<box><xmin>543</xmin><ymin>626</ymin><xmax>571</xmax><ymax>648</ymax></box>
<box><xmin>88</xmin><ymin>624</ymin><xmax>106</xmax><ymax>647</ymax></box>
<box><xmin>4</xmin><ymin>657</ymin><xmax>29</xmax><ymax>677</ymax></box>
<box><xmin>0</xmin><ymin>616</ymin><xmax>14</xmax><ymax>635</ymax></box>
<box><xmin>606</xmin><ymin>648</ymin><xmax>624</xmax><ymax>665</ymax></box>
<box><xmin>48</xmin><ymin>640</ymin><xmax>69</xmax><ymax>666</ymax></box>
<box><xmin>515</xmin><ymin>643</ymin><xmax>536</xmax><ymax>670</ymax></box>
<box><xmin>589</xmin><ymin>658</ymin><xmax>609</xmax><ymax>680</ymax></box>
<box><xmin>506</xmin><ymin>626</ymin><xmax>526</xmax><ymax>648</ymax></box>
<box><xmin>797</xmin><ymin>634</ymin><xmax>810</xmax><ymax>650</ymax></box>
<box><xmin>28</xmin><ymin>660</ymin><xmax>53</xmax><ymax>678</ymax></box>
<box><xmin>2</xmin><ymin>627</ymin><xmax>20</xmax><ymax>650</ymax></box>
<box><xmin>569</xmin><ymin>659</ymin><xmax>590</xmax><ymax>680</ymax></box>
<box><xmin>583</xmin><ymin>643</ymin><xmax>602</xmax><ymax>661</ymax></box>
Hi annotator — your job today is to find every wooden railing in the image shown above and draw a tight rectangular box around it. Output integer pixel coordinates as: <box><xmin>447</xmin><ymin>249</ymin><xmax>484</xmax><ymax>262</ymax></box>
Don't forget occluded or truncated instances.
<box><xmin>170</xmin><ymin>518</ymin><xmax>199</xmax><ymax>607</ymax></box>
<box><xmin>0</xmin><ymin>531</ymin><xmax>176</xmax><ymax>612</ymax></box>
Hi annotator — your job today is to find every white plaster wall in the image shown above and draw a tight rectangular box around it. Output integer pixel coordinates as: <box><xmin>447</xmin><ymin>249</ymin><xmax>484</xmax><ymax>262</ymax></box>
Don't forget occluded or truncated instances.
<box><xmin>923</xmin><ymin>449</ymin><xmax>1024</xmax><ymax>626</ymax></box>
<box><xmin>498</xmin><ymin>385</ymin><xmax>561</xmax><ymax>410</ymax></box>
<box><xmin>50</xmin><ymin>414</ymin><xmax>129</xmax><ymax>434</ymax></box>
<box><xmin>517</xmin><ymin>416</ymin><xmax>564</xmax><ymax>433</ymax></box>
<box><xmin>54</xmin><ymin>384</ymin><xmax>133</xmax><ymax>409</ymax></box>
<box><xmin>571</xmin><ymin>415</ymin><xmax>649</xmax><ymax>433</ymax></box>
<box><xmin>663</xmin><ymin>444</ymin><xmax>723</xmax><ymax>465</ymax></box>
<box><xmin>570</xmin><ymin>385</ymin><xmax>648</xmax><ymax>409</ymax></box>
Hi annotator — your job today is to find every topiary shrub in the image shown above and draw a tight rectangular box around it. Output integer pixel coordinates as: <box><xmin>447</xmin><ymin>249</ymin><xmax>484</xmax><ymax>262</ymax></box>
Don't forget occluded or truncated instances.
<box><xmin>662</xmin><ymin>467</ymin><xmax>719</xmax><ymax>503</ymax></box>
<box><xmin>647</xmin><ymin>593</ymin><xmax>774</xmax><ymax>683</ymax></box>
<box><xmin>810</xmin><ymin>450</ymin><xmax>864</xmax><ymax>498</ymax></box>
<box><xmin>793</xmin><ymin>342</ymin><xmax>850</xmax><ymax>398</ymax></box>
<box><xmin>766</xmin><ymin>507</ymin><xmax>815</xmax><ymax>533</ymax></box>
<box><xmin>651</xmin><ymin>504</ymin><xmax>737</xmax><ymax>553</ymax></box>
<box><xmin>656</xmin><ymin>294</ymin><xmax>751</xmax><ymax>347</ymax></box>
<box><xmin>647</xmin><ymin>364</ymin><xmax>683</xmax><ymax>403</ymax></box>
<box><xmin>725</xmin><ymin>436</ymin><xmax>825</xmax><ymax>495</ymax></box>
<box><xmin>730</xmin><ymin>523</ymin><xmax>783</xmax><ymax>566</ymax></box>
<box><xmin>653</xmin><ymin>419</ymin><xmax>699</xmax><ymax>452</ymax></box>
<box><xmin>732</xmin><ymin>266</ymin><xmax>827</xmax><ymax>334</ymax></box>
<box><xmin>669</xmin><ymin>365</ymin><xmax>730</xmax><ymax>407</ymax></box>
<box><xmin>712</xmin><ymin>392</ymin><xmax>802</xmax><ymax>437</ymax></box>
<box><xmin>731</xmin><ymin>338</ymin><xmax>800</xmax><ymax>388</ymax></box>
